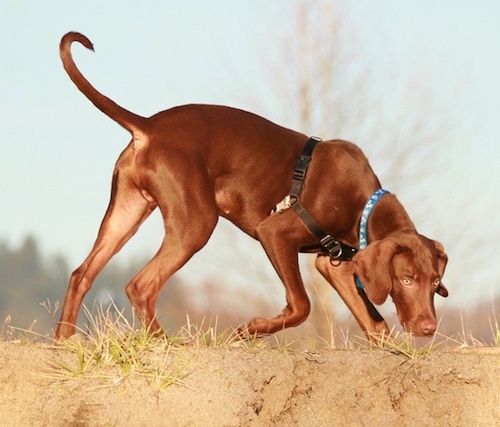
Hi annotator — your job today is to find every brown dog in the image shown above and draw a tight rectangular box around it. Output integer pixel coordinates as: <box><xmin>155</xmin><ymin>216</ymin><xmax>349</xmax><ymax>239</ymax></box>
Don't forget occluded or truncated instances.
<box><xmin>55</xmin><ymin>32</ymin><xmax>448</xmax><ymax>340</ymax></box>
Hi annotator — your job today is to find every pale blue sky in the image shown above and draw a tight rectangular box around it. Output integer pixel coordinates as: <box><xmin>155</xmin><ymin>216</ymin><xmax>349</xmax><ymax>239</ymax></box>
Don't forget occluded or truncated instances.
<box><xmin>1</xmin><ymin>1</ymin><xmax>499</xmax><ymax>314</ymax></box>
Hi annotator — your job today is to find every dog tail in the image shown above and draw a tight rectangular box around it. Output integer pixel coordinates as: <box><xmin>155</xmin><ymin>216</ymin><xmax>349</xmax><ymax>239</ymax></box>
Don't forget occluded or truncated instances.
<box><xmin>60</xmin><ymin>32</ymin><xmax>147</xmax><ymax>136</ymax></box>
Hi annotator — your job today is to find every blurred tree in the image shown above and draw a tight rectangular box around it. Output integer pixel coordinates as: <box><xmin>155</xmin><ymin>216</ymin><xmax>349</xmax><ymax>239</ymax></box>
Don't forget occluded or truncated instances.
<box><xmin>0</xmin><ymin>235</ymin><xmax>68</xmax><ymax>333</ymax></box>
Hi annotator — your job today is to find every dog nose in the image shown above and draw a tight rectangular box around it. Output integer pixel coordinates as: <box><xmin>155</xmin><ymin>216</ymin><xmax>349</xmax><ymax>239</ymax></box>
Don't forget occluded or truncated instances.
<box><xmin>420</xmin><ymin>320</ymin><xmax>437</xmax><ymax>336</ymax></box>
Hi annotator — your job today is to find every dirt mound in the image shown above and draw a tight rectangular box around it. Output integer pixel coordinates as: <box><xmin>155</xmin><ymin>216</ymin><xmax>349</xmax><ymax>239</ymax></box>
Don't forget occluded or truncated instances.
<box><xmin>0</xmin><ymin>341</ymin><xmax>498</xmax><ymax>426</ymax></box>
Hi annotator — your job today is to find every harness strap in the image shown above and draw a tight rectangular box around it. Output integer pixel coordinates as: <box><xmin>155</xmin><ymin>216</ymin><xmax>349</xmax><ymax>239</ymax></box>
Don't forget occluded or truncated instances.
<box><xmin>291</xmin><ymin>200</ymin><xmax>343</xmax><ymax>256</ymax></box>
<box><xmin>287</xmin><ymin>137</ymin><xmax>357</xmax><ymax>260</ymax></box>
<box><xmin>289</xmin><ymin>137</ymin><xmax>321</xmax><ymax>199</ymax></box>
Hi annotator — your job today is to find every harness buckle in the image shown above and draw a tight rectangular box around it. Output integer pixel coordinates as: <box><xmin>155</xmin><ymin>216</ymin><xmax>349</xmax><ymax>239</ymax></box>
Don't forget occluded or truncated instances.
<box><xmin>293</xmin><ymin>167</ymin><xmax>306</xmax><ymax>181</ymax></box>
<box><xmin>271</xmin><ymin>195</ymin><xmax>292</xmax><ymax>214</ymax></box>
<box><xmin>319</xmin><ymin>235</ymin><xmax>343</xmax><ymax>258</ymax></box>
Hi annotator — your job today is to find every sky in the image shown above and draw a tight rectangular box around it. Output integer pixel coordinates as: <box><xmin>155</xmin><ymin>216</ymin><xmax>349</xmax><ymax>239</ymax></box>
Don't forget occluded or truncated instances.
<box><xmin>1</xmin><ymin>1</ymin><xmax>499</xmax><ymax>317</ymax></box>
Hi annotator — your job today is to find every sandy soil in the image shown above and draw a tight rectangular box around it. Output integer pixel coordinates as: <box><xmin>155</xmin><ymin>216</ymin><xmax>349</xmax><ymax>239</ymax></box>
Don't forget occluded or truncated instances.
<box><xmin>0</xmin><ymin>341</ymin><xmax>499</xmax><ymax>426</ymax></box>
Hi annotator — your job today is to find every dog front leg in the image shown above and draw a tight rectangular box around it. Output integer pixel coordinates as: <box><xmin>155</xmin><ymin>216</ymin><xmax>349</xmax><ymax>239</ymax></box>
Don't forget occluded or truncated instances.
<box><xmin>242</xmin><ymin>214</ymin><xmax>311</xmax><ymax>336</ymax></box>
<box><xmin>315</xmin><ymin>255</ymin><xmax>390</xmax><ymax>341</ymax></box>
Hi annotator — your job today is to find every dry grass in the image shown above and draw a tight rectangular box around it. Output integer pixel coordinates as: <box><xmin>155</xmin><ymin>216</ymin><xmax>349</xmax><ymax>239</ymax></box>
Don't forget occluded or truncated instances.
<box><xmin>2</xmin><ymin>297</ymin><xmax>499</xmax><ymax>392</ymax></box>
<box><xmin>46</xmin><ymin>304</ymin><xmax>193</xmax><ymax>390</ymax></box>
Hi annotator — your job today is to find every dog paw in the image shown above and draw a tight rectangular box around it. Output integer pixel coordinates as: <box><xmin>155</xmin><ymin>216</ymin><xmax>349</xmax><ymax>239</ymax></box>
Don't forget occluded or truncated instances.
<box><xmin>237</xmin><ymin>317</ymin><xmax>273</xmax><ymax>339</ymax></box>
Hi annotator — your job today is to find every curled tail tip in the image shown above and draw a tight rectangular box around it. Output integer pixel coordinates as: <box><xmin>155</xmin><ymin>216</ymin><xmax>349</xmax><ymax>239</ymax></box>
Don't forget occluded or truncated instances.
<box><xmin>61</xmin><ymin>31</ymin><xmax>94</xmax><ymax>52</ymax></box>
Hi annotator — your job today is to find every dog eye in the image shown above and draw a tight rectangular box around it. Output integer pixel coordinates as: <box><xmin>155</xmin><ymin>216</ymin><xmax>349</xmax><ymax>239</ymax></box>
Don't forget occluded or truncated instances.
<box><xmin>401</xmin><ymin>278</ymin><xmax>412</xmax><ymax>286</ymax></box>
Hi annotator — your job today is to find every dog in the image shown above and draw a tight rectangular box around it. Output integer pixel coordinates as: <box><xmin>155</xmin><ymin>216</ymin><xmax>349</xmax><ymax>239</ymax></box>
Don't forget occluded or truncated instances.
<box><xmin>55</xmin><ymin>32</ymin><xmax>448</xmax><ymax>341</ymax></box>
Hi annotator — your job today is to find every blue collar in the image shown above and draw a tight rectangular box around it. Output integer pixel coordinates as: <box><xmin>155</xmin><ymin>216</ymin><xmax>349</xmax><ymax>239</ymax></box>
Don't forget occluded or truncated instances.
<box><xmin>355</xmin><ymin>189</ymin><xmax>390</xmax><ymax>290</ymax></box>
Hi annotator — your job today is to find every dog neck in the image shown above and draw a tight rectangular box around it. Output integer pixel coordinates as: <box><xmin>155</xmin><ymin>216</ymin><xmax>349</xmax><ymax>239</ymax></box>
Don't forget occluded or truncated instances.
<box><xmin>365</xmin><ymin>192</ymin><xmax>416</xmax><ymax>243</ymax></box>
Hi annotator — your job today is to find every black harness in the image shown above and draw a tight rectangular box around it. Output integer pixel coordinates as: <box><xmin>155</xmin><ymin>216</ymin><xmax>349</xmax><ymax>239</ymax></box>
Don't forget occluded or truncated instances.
<box><xmin>278</xmin><ymin>137</ymin><xmax>358</xmax><ymax>261</ymax></box>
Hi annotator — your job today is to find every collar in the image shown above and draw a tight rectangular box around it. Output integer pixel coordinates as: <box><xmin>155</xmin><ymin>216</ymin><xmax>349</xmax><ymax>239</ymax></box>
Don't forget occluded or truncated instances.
<box><xmin>358</xmin><ymin>189</ymin><xmax>390</xmax><ymax>250</ymax></box>
<box><xmin>356</xmin><ymin>188</ymin><xmax>390</xmax><ymax>290</ymax></box>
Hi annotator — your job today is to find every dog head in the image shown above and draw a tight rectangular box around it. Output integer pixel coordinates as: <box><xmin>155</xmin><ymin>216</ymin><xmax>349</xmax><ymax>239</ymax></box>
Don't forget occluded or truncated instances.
<box><xmin>354</xmin><ymin>230</ymin><xmax>448</xmax><ymax>337</ymax></box>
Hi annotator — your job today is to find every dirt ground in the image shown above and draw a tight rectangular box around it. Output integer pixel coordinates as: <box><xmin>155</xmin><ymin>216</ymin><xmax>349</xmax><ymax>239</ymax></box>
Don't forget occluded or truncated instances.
<box><xmin>0</xmin><ymin>341</ymin><xmax>499</xmax><ymax>427</ymax></box>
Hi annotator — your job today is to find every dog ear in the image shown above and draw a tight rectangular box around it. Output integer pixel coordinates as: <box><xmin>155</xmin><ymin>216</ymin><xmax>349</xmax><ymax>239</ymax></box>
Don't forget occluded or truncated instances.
<box><xmin>433</xmin><ymin>240</ymin><xmax>449</xmax><ymax>298</ymax></box>
<box><xmin>436</xmin><ymin>282</ymin><xmax>448</xmax><ymax>297</ymax></box>
<box><xmin>354</xmin><ymin>239</ymin><xmax>401</xmax><ymax>305</ymax></box>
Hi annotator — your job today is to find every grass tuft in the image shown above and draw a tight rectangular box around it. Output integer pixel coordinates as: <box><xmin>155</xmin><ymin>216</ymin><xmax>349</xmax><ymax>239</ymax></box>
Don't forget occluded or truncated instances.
<box><xmin>490</xmin><ymin>297</ymin><xmax>500</xmax><ymax>347</ymax></box>
<box><xmin>489</xmin><ymin>316</ymin><xmax>500</xmax><ymax>347</ymax></box>
<box><xmin>370</xmin><ymin>331</ymin><xmax>443</xmax><ymax>359</ymax></box>
<box><xmin>175</xmin><ymin>314</ymin><xmax>258</xmax><ymax>348</ymax></box>
<box><xmin>47</xmin><ymin>302</ymin><xmax>191</xmax><ymax>390</ymax></box>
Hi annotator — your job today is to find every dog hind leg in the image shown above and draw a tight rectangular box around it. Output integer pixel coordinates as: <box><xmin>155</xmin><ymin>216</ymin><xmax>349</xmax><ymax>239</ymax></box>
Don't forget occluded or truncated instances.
<box><xmin>124</xmin><ymin>187</ymin><xmax>219</xmax><ymax>335</ymax></box>
<box><xmin>55</xmin><ymin>184</ymin><xmax>156</xmax><ymax>339</ymax></box>
<box><xmin>124</xmin><ymin>234</ymin><xmax>213</xmax><ymax>335</ymax></box>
